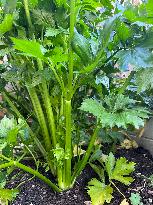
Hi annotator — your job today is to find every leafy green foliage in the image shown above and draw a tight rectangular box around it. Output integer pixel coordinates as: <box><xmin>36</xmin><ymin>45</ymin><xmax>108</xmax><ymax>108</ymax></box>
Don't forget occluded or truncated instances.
<box><xmin>80</xmin><ymin>94</ymin><xmax>149</xmax><ymax>129</ymax></box>
<box><xmin>72</xmin><ymin>29</ymin><xmax>93</xmax><ymax>66</ymax></box>
<box><xmin>136</xmin><ymin>68</ymin><xmax>153</xmax><ymax>92</ymax></box>
<box><xmin>52</xmin><ymin>144</ymin><xmax>69</xmax><ymax>167</ymax></box>
<box><xmin>0</xmin><ymin>14</ymin><xmax>13</xmax><ymax>36</ymax></box>
<box><xmin>45</xmin><ymin>28</ymin><xmax>62</xmax><ymax>37</ymax></box>
<box><xmin>124</xmin><ymin>0</ymin><xmax>153</xmax><ymax>25</ymax></box>
<box><xmin>0</xmin><ymin>0</ymin><xmax>153</xmax><ymax>194</ymax></box>
<box><xmin>116</xmin><ymin>48</ymin><xmax>153</xmax><ymax>71</ymax></box>
<box><xmin>105</xmin><ymin>153</ymin><xmax>135</xmax><ymax>185</ymax></box>
<box><xmin>116</xmin><ymin>21</ymin><xmax>132</xmax><ymax>42</ymax></box>
<box><xmin>11</xmin><ymin>38</ymin><xmax>45</xmax><ymax>59</ymax></box>
<box><xmin>87</xmin><ymin>178</ymin><xmax>113</xmax><ymax>205</ymax></box>
<box><xmin>0</xmin><ymin>116</ymin><xmax>18</xmax><ymax>149</ymax></box>
<box><xmin>87</xmin><ymin>152</ymin><xmax>135</xmax><ymax>205</ymax></box>
<box><xmin>0</xmin><ymin>188</ymin><xmax>19</xmax><ymax>202</ymax></box>
<box><xmin>32</xmin><ymin>9</ymin><xmax>55</xmax><ymax>27</ymax></box>
<box><xmin>129</xmin><ymin>193</ymin><xmax>143</xmax><ymax>205</ymax></box>
<box><xmin>53</xmin><ymin>0</ymin><xmax>66</xmax><ymax>7</ymax></box>
<box><xmin>0</xmin><ymin>116</ymin><xmax>27</xmax><ymax>147</ymax></box>
<box><xmin>29</xmin><ymin>0</ymin><xmax>38</xmax><ymax>8</ymax></box>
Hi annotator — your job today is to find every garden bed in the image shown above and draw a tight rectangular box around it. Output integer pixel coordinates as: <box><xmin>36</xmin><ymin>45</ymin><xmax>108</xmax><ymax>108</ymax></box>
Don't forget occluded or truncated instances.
<box><xmin>9</xmin><ymin>147</ymin><xmax>153</xmax><ymax>205</ymax></box>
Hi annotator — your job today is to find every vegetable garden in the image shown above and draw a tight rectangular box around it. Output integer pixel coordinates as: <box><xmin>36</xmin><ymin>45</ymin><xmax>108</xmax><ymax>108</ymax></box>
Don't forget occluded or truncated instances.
<box><xmin>0</xmin><ymin>0</ymin><xmax>153</xmax><ymax>204</ymax></box>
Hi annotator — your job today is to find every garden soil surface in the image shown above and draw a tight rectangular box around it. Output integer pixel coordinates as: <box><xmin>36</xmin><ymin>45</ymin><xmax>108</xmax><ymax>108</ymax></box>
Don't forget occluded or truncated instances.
<box><xmin>8</xmin><ymin>147</ymin><xmax>153</xmax><ymax>205</ymax></box>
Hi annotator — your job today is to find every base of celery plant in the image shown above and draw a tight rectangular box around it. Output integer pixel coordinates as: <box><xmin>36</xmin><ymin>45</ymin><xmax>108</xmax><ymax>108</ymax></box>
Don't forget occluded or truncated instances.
<box><xmin>7</xmin><ymin>148</ymin><xmax>153</xmax><ymax>205</ymax></box>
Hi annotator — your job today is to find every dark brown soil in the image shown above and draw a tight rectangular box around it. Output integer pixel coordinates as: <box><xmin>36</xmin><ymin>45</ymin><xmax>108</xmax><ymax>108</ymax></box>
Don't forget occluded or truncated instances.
<box><xmin>9</xmin><ymin>147</ymin><xmax>153</xmax><ymax>205</ymax></box>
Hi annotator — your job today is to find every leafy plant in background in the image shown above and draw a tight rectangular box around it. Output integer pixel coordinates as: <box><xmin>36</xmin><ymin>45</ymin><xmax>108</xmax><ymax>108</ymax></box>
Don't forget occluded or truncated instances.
<box><xmin>0</xmin><ymin>0</ymin><xmax>152</xmax><ymax>197</ymax></box>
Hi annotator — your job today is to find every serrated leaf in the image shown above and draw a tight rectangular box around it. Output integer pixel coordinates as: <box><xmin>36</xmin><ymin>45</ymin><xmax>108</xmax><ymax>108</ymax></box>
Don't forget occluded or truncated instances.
<box><xmin>32</xmin><ymin>9</ymin><xmax>55</xmax><ymax>27</ymax></box>
<box><xmin>101</xmin><ymin>14</ymin><xmax>120</xmax><ymax>48</ymax></box>
<box><xmin>124</xmin><ymin>2</ymin><xmax>153</xmax><ymax>25</ymax></box>
<box><xmin>105</xmin><ymin>155</ymin><xmax>136</xmax><ymax>185</ymax></box>
<box><xmin>80</xmin><ymin>95</ymin><xmax>149</xmax><ymax>129</ymax></box>
<box><xmin>87</xmin><ymin>178</ymin><xmax>113</xmax><ymax>205</ymax></box>
<box><xmin>45</xmin><ymin>28</ymin><xmax>61</xmax><ymax>37</ymax></box>
<box><xmin>0</xmin><ymin>14</ymin><xmax>13</xmax><ymax>36</ymax></box>
<box><xmin>129</xmin><ymin>193</ymin><xmax>143</xmax><ymax>205</ymax></box>
<box><xmin>80</xmin><ymin>98</ymin><xmax>105</xmax><ymax>119</ymax></box>
<box><xmin>0</xmin><ymin>116</ymin><xmax>17</xmax><ymax>138</ymax></box>
<box><xmin>0</xmin><ymin>188</ymin><xmax>19</xmax><ymax>201</ymax></box>
<box><xmin>11</xmin><ymin>38</ymin><xmax>45</xmax><ymax>59</ymax></box>
<box><xmin>0</xmin><ymin>47</ymin><xmax>13</xmax><ymax>57</ymax></box>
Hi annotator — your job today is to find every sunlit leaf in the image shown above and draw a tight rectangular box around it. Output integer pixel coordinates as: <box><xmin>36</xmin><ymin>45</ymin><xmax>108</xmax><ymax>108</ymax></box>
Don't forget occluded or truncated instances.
<box><xmin>87</xmin><ymin>178</ymin><xmax>113</xmax><ymax>205</ymax></box>
<box><xmin>0</xmin><ymin>14</ymin><xmax>13</xmax><ymax>36</ymax></box>
<box><xmin>11</xmin><ymin>38</ymin><xmax>45</xmax><ymax>59</ymax></box>
<box><xmin>105</xmin><ymin>153</ymin><xmax>136</xmax><ymax>185</ymax></box>
<box><xmin>0</xmin><ymin>189</ymin><xmax>19</xmax><ymax>201</ymax></box>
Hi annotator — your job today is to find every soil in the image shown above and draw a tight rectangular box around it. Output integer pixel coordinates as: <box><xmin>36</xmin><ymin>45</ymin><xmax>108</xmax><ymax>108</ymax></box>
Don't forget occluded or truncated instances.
<box><xmin>8</xmin><ymin>147</ymin><xmax>153</xmax><ymax>205</ymax></box>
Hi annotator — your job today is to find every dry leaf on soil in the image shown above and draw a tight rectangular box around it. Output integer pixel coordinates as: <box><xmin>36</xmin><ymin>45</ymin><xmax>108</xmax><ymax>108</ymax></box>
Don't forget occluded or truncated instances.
<box><xmin>120</xmin><ymin>199</ymin><xmax>129</xmax><ymax>205</ymax></box>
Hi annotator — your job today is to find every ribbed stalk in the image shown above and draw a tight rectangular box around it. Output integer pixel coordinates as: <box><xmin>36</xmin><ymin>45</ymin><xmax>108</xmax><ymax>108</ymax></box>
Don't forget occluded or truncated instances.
<box><xmin>57</xmin><ymin>167</ymin><xmax>64</xmax><ymax>189</ymax></box>
<box><xmin>41</xmin><ymin>83</ymin><xmax>57</xmax><ymax>147</ymax></box>
<box><xmin>37</xmin><ymin>59</ymin><xmax>57</xmax><ymax>147</ymax></box>
<box><xmin>23</xmin><ymin>0</ymin><xmax>32</xmax><ymax>29</ymax></box>
<box><xmin>2</xmin><ymin>91</ymin><xmax>47</xmax><ymax>158</ymax></box>
<box><xmin>72</xmin><ymin>126</ymin><xmax>100</xmax><ymax>184</ymax></box>
<box><xmin>64</xmin><ymin>100</ymin><xmax>72</xmax><ymax>188</ymax></box>
<box><xmin>61</xmin><ymin>0</ymin><xmax>75</xmax><ymax>189</ymax></box>
<box><xmin>27</xmin><ymin>87</ymin><xmax>51</xmax><ymax>152</ymax></box>
<box><xmin>68</xmin><ymin>0</ymin><xmax>75</xmax><ymax>89</ymax></box>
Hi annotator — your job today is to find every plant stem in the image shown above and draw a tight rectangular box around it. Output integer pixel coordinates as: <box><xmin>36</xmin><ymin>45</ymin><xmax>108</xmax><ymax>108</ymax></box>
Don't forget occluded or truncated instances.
<box><xmin>0</xmin><ymin>155</ymin><xmax>61</xmax><ymax>192</ymax></box>
<box><xmin>27</xmin><ymin>87</ymin><xmax>52</xmax><ymax>152</ymax></box>
<box><xmin>64</xmin><ymin>100</ymin><xmax>72</xmax><ymax>188</ymax></box>
<box><xmin>48</xmin><ymin>59</ymin><xmax>65</xmax><ymax>91</ymax></box>
<box><xmin>23</xmin><ymin>0</ymin><xmax>32</xmax><ymax>28</ymax></box>
<box><xmin>110</xmin><ymin>180</ymin><xmax>126</xmax><ymax>199</ymax></box>
<box><xmin>41</xmin><ymin>83</ymin><xmax>57</xmax><ymax>147</ymax></box>
<box><xmin>68</xmin><ymin>0</ymin><xmax>75</xmax><ymax>89</ymax></box>
<box><xmin>62</xmin><ymin>0</ymin><xmax>75</xmax><ymax>189</ymax></box>
<box><xmin>37</xmin><ymin>59</ymin><xmax>57</xmax><ymax>147</ymax></box>
<box><xmin>72</xmin><ymin>125</ymin><xmax>100</xmax><ymax>184</ymax></box>
<box><xmin>2</xmin><ymin>91</ymin><xmax>47</xmax><ymax>157</ymax></box>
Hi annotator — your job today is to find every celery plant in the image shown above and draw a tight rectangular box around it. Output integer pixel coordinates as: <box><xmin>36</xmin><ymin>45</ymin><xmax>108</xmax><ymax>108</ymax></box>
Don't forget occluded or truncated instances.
<box><xmin>0</xmin><ymin>0</ymin><xmax>153</xmax><ymax>193</ymax></box>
